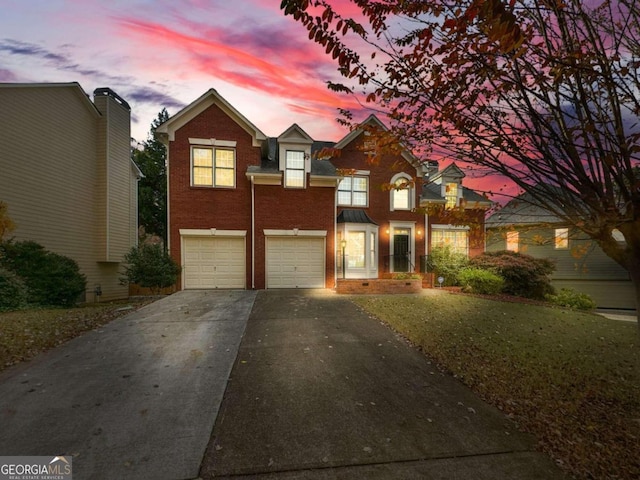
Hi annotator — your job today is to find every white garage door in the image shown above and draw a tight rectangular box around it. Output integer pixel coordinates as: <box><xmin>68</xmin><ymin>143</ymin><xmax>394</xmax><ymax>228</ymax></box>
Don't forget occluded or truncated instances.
<box><xmin>266</xmin><ymin>237</ymin><xmax>325</xmax><ymax>288</ymax></box>
<box><xmin>183</xmin><ymin>236</ymin><xmax>245</xmax><ymax>289</ymax></box>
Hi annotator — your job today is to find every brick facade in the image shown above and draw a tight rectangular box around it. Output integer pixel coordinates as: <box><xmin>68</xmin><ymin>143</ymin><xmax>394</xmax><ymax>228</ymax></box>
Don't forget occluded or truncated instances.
<box><xmin>158</xmin><ymin>90</ymin><xmax>488</xmax><ymax>292</ymax></box>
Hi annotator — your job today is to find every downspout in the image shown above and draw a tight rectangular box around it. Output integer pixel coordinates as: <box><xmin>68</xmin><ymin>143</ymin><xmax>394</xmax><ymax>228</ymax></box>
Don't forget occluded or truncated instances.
<box><xmin>334</xmin><ymin>184</ymin><xmax>338</xmax><ymax>288</ymax></box>
<box><xmin>251</xmin><ymin>177</ymin><xmax>256</xmax><ymax>289</ymax></box>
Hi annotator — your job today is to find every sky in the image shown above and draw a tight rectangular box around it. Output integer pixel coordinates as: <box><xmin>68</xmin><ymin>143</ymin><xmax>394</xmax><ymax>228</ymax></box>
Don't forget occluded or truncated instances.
<box><xmin>0</xmin><ymin>0</ymin><xmax>363</xmax><ymax>143</ymax></box>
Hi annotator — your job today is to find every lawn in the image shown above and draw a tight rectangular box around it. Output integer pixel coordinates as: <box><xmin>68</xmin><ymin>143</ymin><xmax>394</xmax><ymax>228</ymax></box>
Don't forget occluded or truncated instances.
<box><xmin>0</xmin><ymin>299</ymin><xmax>153</xmax><ymax>372</ymax></box>
<box><xmin>352</xmin><ymin>291</ymin><xmax>640</xmax><ymax>480</ymax></box>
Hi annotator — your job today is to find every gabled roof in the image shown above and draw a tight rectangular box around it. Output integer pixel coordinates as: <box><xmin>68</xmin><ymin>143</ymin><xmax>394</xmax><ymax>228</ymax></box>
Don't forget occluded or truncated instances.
<box><xmin>420</xmin><ymin>182</ymin><xmax>491</xmax><ymax>208</ymax></box>
<box><xmin>0</xmin><ymin>82</ymin><xmax>101</xmax><ymax>118</ymax></box>
<box><xmin>332</xmin><ymin>114</ymin><xmax>420</xmax><ymax>166</ymax></box>
<box><xmin>278</xmin><ymin>124</ymin><xmax>314</xmax><ymax>144</ymax></box>
<box><xmin>429</xmin><ymin>162</ymin><xmax>465</xmax><ymax>183</ymax></box>
<box><xmin>486</xmin><ymin>191</ymin><xmax>563</xmax><ymax>227</ymax></box>
<box><xmin>155</xmin><ymin>88</ymin><xmax>267</xmax><ymax>147</ymax></box>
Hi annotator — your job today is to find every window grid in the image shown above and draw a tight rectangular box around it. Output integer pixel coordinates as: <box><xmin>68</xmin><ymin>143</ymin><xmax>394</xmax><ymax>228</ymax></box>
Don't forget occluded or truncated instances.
<box><xmin>555</xmin><ymin>228</ymin><xmax>569</xmax><ymax>249</ymax></box>
<box><xmin>392</xmin><ymin>177</ymin><xmax>411</xmax><ymax>210</ymax></box>
<box><xmin>445</xmin><ymin>183</ymin><xmax>458</xmax><ymax>209</ymax></box>
<box><xmin>285</xmin><ymin>150</ymin><xmax>305</xmax><ymax>188</ymax></box>
<box><xmin>192</xmin><ymin>147</ymin><xmax>235</xmax><ymax>187</ymax></box>
<box><xmin>506</xmin><ymin>231</ymin><xmax>519</xmax><ymax>252</ymax></box>
<box><xmin>431</xmin><ymin>229</ymin><xmax>469</xmax><ymax>256</ymax></box>
<box><xmin>338</xmin><ymin>176</ymin><xmax>368</xmax><ymax>207</ymax></box>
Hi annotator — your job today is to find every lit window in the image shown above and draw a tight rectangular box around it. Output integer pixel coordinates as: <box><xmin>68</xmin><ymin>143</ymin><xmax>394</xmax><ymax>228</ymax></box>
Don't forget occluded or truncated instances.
<box><xmin>506</xmin><ymin>231</ymin><xmax>519</xmax><ymax>252</ymax></box>
<box><xmin>285</xmin><ymin>150</ymin><xmax>305</xmax><ymax>188</ymax></box>
<box><xmin>347</xmin><ymin>231</ymin><xmax>365</xmax><ymax>268</ymax></box>
<box><xmin>431</xmin><ymin>229</ymin><xmax>469</xmax><ymax>256</ymax></box>
<box><xmin>445</xmin><ymin>182</ymin><xmax>458</xmax><ymax>208</ymax></box>
<box><xmin>192</xmin><ymin>147</ymin><xmax>235</xmax><ymax>187</ymax></box>
<box><xmin>338</xmin><ymin>176</ymin><xmax>368</xmax><ymax>207</ymax></box>
<box><xmin>555</xmin><ymin>228</ymin><xmax>569</xmax><ymax>249</ymax></box>
<box><xmin>391</xmin><ymin>177</ymin><xmax>411</xmax><ymax>210</ymax></box>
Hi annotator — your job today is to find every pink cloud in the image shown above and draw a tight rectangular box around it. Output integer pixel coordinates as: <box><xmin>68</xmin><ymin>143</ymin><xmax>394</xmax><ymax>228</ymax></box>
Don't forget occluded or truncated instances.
<box><xmin>115</xmin><ymin>17</ymin><xmax>361</xmax><ymax>116</ymax></box>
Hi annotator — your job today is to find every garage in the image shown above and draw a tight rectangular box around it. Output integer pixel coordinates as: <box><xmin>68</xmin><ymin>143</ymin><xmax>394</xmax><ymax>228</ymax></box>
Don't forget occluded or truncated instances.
<box><xmin>266</xmin><ymin>237</ymin><xmax>325</xmax><ymax>288</ymax></box>
<box><xmin>182</xmin><ymin>236</ymin><xmax>245</xmax><ymax>289</ymax></box>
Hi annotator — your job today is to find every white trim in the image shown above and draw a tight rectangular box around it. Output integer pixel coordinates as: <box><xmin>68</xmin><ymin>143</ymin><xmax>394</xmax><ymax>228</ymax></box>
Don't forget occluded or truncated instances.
<box><xmin>431</xmin><ymin>224</ymin><xmax>470</xmax><ymax>230</ymax></box>
<box><xmin>389</xmin><ymin>172</ymin><xmax>414</xmax><ymax>211</ymax></box>
<box><xmin>189</xmin><ymin>138</ymin><xmax>237</xmax><ymax>147</ymax></box>
<box><xmin>263</xmin><ymin>229</ymin><xmax>327</xmax><ymax>237</ymax></box>
<box><xmin>389</xmin><ymin>221</ymin><xmax>417</xmax><ymax>273</ymax></box>
<box><xmin>179</xmin><ymin>228</ymin><xmax>247</xmax><ymax>237</ymax></box>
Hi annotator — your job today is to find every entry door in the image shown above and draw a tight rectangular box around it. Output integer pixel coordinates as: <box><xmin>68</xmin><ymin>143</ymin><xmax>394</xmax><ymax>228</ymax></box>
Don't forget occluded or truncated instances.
<box><xmin>393</xmin><ymin>229</ymin><xmax>410</xmax><ymax>272</ymax></box>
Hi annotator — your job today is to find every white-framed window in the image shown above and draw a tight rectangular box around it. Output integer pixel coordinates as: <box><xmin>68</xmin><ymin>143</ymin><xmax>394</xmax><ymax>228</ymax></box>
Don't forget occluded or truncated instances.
<box><xmin>506</xmin><ymin>231</ymin><xmax>519</xmax><ymax>252</ymax></box>
<box><xmin>338</xmin><ymin>176</ymin><xmax>369</xmax><ymax>207</ymax></box>
<box><xmin>555</xmin><ymin>228</ymin><xmax>569</xmax><ymax>249</ymax></box>
<box><xmin>445</xmin><ymin>182</ymin><xmax>458</xmax><ymax>208</ymax></box>
<box><xmin>192</xmin><ymin>146</ymin><xmax>235</xmax><ymax>188</ymax></box>
<box><xmin>347</xmin><ymin>231</ymin><xmax>366</xmax><ymax>268</ymax></box>
<box><xmin>338</xmin><ymin>223</ymin><xmax>378</xmax><ymax>278</ymax></box>
<box><xmin>431</xmin><ymin>227</ymin><xmax>469</xmax><ymax>256</ymax></box>
<box><xmin>390</xmin><ymin>173</ymin><xmax>413</xmax><ymax>211</ymax></box>
<box><xmin>285</xmin><ymin>150</ymin><xmax>305</xmax><ymax>188</ymax></box>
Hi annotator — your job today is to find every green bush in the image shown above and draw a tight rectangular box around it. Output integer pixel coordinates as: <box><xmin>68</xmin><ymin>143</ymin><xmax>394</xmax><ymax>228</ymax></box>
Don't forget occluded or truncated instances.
<box><xmin>469</xmin><ymin>250</ymin><xmax>555</xmax><ymax>300</ymax></box>
<box><xmin>0</xmin><ymin>267</ymin><xmax>28</xmax><ymax>310</ymax></box>
<box><xmin>546</xmin><ymin>288</ymin><xmax>597</xmax><ymax>310</ymax></box>
<box><xmin>427</xmin><ymin>245</ymin><xmax>469</xmax><ymax>286</ymax></box>
<box><xmin>457</xmin><ymin>267</ymin><xmax>505</xmax><ymax>295</ymax></box>
<box><xmin>0</xmin><ymin>240</ymin><xmax>86</xmax><ymax>307</ymax></box>
<box><xmin>120</xmin><ymin>243</ymin><xmax>180</xmax><ymax>294</ymax></box>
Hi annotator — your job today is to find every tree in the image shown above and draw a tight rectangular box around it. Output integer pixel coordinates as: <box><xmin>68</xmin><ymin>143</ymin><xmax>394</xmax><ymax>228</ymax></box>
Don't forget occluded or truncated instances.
<box><xmin>134</xmin><ymin>109</ymin><xmax>169</xmax><ymax>245</ymax></box>
<box><xmin>120</xmin><ymin>243</ymin><xmax>181</xmax><ymax>295</ymax></box>
<box><xmin>0</xmin><ymin>201</ymin><xmax>15</xmax><ymax>241</ymax></box>
<box><xmin>281</xmin><ymin>0</ymin><xmax>640</xmax><ymax>325</ymax></box>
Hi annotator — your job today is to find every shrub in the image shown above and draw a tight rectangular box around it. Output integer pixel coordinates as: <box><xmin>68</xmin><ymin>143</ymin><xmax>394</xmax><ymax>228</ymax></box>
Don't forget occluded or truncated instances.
<box><xmin>469</xmin><ymin>250</ymin><xmax>555</xmax><ymax>300</ymax></box>
<box><xmin>120</xmin><ymin>243</ymin><xmax>180</xmax><ymax>294</ymax></box>
<box><xmin>0</xmin><ymin>240</ymin><xmax>86</xmax><ymax>307</ymax></box>
<box><xmin>457</xmin><ymin>267</ymin><xmax>505</xmax><ymax>295</ymax></box>
<box><xmin>546</xmin><ymin>288</ymin><xmax>597</xmax><ymax>310</ymax></box>
<box><xmin>0</xmin><ymin>267</ymin><xmax>28</xmax><ymax>310</ymax></box>
<box><xmin>427</xmin><ymin>245</ymin><xmax>469</xmax><ymax>286</ymax></box>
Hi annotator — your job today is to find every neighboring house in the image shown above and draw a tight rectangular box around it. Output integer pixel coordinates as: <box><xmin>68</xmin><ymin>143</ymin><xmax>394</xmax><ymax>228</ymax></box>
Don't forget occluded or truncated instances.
<box><xmin>0</xmin><ymin>82</ymin><xmax>140</xmax><ymax>302</ymax></box>
<box><xmin>486</xmin><ymin>193</ymin><xmax>636</xmax><ymax>309</ymax></box>
<box><xmin>157</xmin><ymin>89</ymin><xmax>488</xmax><ymax>291</ymax></box>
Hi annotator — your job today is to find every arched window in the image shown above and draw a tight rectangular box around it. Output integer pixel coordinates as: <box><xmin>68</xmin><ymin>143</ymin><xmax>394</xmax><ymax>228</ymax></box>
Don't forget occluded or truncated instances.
<box><xmin>390</xmin><ymin>173</ymin><xmax>413</xmax><ymax>211</ymax></box>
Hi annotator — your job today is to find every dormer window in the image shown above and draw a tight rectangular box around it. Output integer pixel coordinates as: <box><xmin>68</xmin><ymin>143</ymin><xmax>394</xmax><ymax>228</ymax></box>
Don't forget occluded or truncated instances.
<box><xmin>445</xmin><ymin>182</ymin><xmax>458</xmax><ymax>208</ymax></box>
<box><xmin>285</xmin><ymin>150</ymin><xmax>305</xmax><ymax>188</ymax></box>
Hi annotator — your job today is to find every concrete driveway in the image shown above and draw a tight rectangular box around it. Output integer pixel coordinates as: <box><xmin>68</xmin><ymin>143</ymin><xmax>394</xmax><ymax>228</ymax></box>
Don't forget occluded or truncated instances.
<box><xmin>200</xmin><ymin>289</ymin><xmax>567</xmax><ymax>479</ymax></box>
<box><xmin>0</xmin><ymin>290</ymin><xmax>256</xmax><ymax>480</ymax></box>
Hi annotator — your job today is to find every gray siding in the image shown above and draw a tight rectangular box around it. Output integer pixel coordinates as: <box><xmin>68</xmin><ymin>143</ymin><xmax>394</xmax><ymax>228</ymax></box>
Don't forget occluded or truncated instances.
<box><xmin>0</xmin><ymin>84</ymin><xmax>136</xmax><ymax>301</ymax></box>
<box><xmin>487</xmin><ymin>226</ymin><xmax>635</xmax><ymax>309</ymax></box>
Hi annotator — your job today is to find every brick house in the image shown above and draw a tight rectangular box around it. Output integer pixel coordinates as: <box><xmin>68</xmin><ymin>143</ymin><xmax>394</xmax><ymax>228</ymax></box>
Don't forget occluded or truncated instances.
<box><xmin>157</xmin><ymin>89</ymin><xmax>489</xmax><ymax>290</ymax></box>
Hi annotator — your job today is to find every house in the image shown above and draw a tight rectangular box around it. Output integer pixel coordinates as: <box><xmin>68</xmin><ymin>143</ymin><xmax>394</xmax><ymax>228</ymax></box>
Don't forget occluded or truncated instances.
<box><xmin>157</xmin><ymin>89</ymin><xmax>488</xmax><ymax>291</ymax></box>
<box><xmin>486</xmin><ymin>193</ymin><xmax>636</xmax><ymax>309</ymax></box>
<box><xmin>0</xmin><ymin>82</ymin><xmax>140</xmax><ymax>302</ymax></box>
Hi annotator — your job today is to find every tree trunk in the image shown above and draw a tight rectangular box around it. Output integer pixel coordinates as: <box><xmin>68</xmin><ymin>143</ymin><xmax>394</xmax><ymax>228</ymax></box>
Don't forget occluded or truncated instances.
<box><xmin>629</xmin><ymin>268</ymin><xmax>640</xmax><ymax>331</ymax></box>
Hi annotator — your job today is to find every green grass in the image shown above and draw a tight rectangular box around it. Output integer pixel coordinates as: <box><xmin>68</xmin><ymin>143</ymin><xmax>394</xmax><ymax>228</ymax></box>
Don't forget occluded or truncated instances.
<box><xmin>0</xmin><ymin>300</ymin><xmax>152</xmax><ymax>372</ymax></box>
<box><xmin>352</xmin><ymin>292</ymin><xmax>640</xmax><ymax>480</ymax></box>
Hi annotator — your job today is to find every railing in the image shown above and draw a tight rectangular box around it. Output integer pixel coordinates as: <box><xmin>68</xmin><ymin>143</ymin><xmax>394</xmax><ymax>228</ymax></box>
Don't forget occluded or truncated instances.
<box><xmin>419</xmin><ymin>255</ymin><xmax>431</xmax><ymax>273</ymax></box>
<box><xmin>382</xmin><ymin>254</ymin><xmax>416</xmax><ymax>274</ymax></box>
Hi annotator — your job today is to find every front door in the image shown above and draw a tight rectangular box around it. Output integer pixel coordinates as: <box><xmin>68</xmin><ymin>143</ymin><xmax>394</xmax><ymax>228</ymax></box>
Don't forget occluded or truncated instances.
<box><xmin>393</xmin><ymin>229</ymin><xmax>410</xmax><ymax>272</ymax></box>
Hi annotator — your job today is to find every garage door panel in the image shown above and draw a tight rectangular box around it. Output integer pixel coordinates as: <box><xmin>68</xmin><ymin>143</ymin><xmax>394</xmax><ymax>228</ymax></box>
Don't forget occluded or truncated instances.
<box><xmin>183</xmin><ymin>237</ymin><xmax>245</xmax><ymax>289</ymax></box>
<box><xmin>266</xmin><ymin>237</ymin><xmax>325</xmax><ymax>288</ymax></box>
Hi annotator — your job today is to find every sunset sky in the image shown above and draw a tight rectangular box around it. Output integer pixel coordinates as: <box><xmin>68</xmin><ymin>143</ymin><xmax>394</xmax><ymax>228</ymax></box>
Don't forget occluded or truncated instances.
<box><xmin>1</xmin><ymin>0</ymin><xmax>362</xmax><ymax>143</ymax></box>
